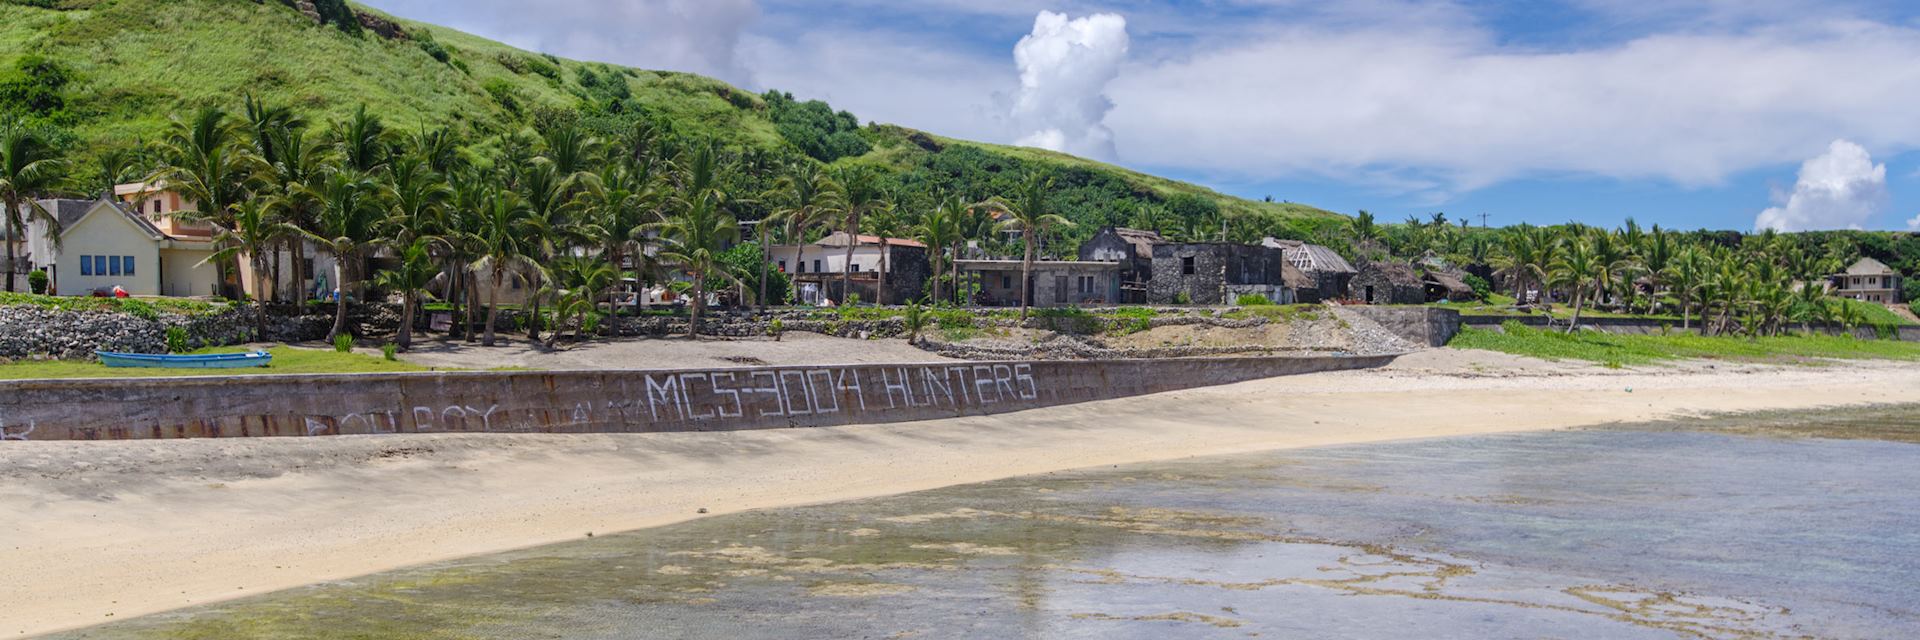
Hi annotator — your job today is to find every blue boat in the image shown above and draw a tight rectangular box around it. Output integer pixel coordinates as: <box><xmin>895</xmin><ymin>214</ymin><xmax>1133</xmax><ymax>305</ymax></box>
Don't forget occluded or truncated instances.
<box><xmin>96</xmin><ymin>350</ymin><xmax>273</xmax><ymax>369</ymax></box>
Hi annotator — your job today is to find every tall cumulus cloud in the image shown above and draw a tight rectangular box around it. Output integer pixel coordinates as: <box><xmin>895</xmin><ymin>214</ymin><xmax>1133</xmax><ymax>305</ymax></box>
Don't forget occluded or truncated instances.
<box><xmin>1010</xmin><ymin>11</ymin><xmax>1129</xmax><ymax>161</ymax></box>
<box><xmin>1753</xmin><ymin>140</ymin><xmax>1887</xmax><ymax>232</ymax></box>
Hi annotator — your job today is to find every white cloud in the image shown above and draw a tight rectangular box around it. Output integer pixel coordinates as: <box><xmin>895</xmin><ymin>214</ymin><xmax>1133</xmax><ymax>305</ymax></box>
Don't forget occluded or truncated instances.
<box><xmin>1906</xmin><ymin>212</ymin><xmax>1920</xmax><ymax>230</ymax></box>
<box><xmin>1010</xmin><ymin>11</ymin><xmax>1130</xmax><ymax>160</ymax></box>
<box><xmin>1754</xmin><ymin>140</ymin><xmax>1887</xmax><ymax>232</ymax></box>
<box><xmin>1105</xmin><ymin>19</ymin><xmax>1920</xmax><ymax>199</ymax></box>
<box><xmin>362</xmin><ymin>0</ymin><xmax>760</xmax><ymax>83</ymax></box>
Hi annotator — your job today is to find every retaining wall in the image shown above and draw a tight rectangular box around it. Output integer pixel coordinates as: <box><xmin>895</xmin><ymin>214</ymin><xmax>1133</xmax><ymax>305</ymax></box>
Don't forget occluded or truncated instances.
<box><xmin>1343</xmin><ymin>307</ymin><xmax>1463</xmax><ymax>347</ymax></box>
<box><xmin>0</xmin><ymin>355</ymin><xmax>1398</xmax><ymax>442</ymax></box>
<box><xmin>1459</xmin><ymin>315</ymin><xmax>1920</xmax><ymax>341</ymax></box>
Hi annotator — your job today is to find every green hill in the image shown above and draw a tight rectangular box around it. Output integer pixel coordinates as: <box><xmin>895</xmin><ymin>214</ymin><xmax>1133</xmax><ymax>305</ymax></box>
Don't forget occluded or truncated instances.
<box><xmin>0</xmin><ymin>0</ymin><xmax>1342</xmax><ymax>246</ymax></box>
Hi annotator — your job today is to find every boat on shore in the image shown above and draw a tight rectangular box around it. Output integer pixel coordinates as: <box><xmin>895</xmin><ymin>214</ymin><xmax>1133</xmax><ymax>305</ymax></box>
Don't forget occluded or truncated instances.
<box><xmin>96</xmin><ymin>350</ymin><xmax>273</xmax><ymax>369</ymax></box>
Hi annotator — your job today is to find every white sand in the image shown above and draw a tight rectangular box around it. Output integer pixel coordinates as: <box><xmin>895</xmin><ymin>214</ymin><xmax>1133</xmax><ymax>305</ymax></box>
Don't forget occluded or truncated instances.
<box><xmin>3</xmin><ymin>349</ymin><xmax>1918</xmax><ymax>637</ymax></box>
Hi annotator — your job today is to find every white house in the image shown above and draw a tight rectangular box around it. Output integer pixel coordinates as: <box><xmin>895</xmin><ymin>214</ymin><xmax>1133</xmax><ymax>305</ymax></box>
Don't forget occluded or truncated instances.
<box><xmin>32</xmin><ymin>198</ymin><xmax>222</xmax><ymax>297</ymax></box>
<box><xmin>769</xmin><ymin>232</ymin><xmax>928</xmax><ymax>304</ymax></box>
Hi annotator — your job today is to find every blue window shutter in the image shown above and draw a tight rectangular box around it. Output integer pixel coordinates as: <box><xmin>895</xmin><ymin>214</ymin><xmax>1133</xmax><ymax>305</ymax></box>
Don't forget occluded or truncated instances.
<box><xmin>124</xmin><ymin>256</ymin><xmax>135</xmax><ymax>276</ymax></box>
<box><xmin>81</xmin><ymin>256</ymin><xmax>92</xmax><ymax>276</ymax></box>
<box><xmin>96</xmin><ymin>255</ymin><xmax>108</xmax><ymax>275</ymax></box>
<box><xmin>109</xmin><ymin>256</ymin><xmax>121</xmax><ymax>276</ymax></box>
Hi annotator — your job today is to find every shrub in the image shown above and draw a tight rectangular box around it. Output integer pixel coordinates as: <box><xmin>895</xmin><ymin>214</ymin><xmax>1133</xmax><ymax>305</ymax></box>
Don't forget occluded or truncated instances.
<box><xmin>333</xmin><ymin>333</ymin><xmax>353</xmax><ymax>353</ymax></box>
<box><xmin>481</xmin><ymin>78</ymin><xmax>520</xmax><ymax>113</ymax></box>
<box><xmin>1235</xmin><ymin>294</ymin><xmax>1272</xmax><ymax>306</ymax></box>
<box><xmin>114</xmin><ymin>298</ymin><xmax>157</xmax><ymax>321</ymax></box>
<box><xmin>418</xmin><ymin>39</ymin><xmax>451</xmax><ymax>65</ymax></box>
<box><xmin>381</xmin><ymin>343</ymin><xmax>397</xmax><ymax>361</ymax></box>
<box><xmin>26</xmin><ymin>270</ymin><xmax>47</xmax><ymax>294</ymax></box>
<box><xmin>164</xmin><ymin>326</ymin><xmax>189</xmax><ymax>354</ymax></box>
<box><xmin>1463</xmin><ymin>273</ymin><xmax>1492</xmax><ymax>300</ymax></box>
<box><xmin>1173</xmin><ymin>292</ymin><xmax>1192</xmax><ymax>305</ymax></box>
<box><xmin>767</xmin><ymin>318</ymin><xmax>783</xmax><ymax>341</ymax></box>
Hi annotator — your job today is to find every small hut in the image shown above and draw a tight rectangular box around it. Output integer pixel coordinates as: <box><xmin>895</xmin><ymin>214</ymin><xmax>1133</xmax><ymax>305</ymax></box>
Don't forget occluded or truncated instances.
<box><xmin>1422</xmin><ymin>270</ymin><xmax>1476</xmax><ymax>302</ymax></box>
<box><xmin>1349</xmin><ymin>262</ymin><xmax>1424</xmax><ymax>304</ymax></box>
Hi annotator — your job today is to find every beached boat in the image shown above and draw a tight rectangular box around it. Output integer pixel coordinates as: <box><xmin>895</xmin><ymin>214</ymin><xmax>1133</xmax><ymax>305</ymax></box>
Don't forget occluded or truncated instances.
<box><xmin>96</xmin><ymin>350</ymin><xmax>273</xmax><ymax>369</ymax></box>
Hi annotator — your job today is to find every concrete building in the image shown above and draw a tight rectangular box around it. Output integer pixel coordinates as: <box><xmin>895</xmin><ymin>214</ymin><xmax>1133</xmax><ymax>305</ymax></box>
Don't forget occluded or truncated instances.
<box><xmin>1262</xmin><ymin>238</ymin><xmax>1357</xmax><ymax>303</ymax></box>
<box><xmin>1147</xmin><ymin>242</ymin><xmax>1302</xmax><ymax>305</ymax></box>
<box><xmin>1832</xmin><ymin>257</ymin><xmax>1903</xmax><ymax>305</ymax></box>
<box><xmin>24</xmin><ymin>199</ymin><xmax>223</xmax><ymax>297</ymax></box>
<box><xmin>770</xmin><ymin>232</ymin><xmax>929</xmax><ymax>305</ymax></box>
<box><xmin>957</xmin><ymin>259</ymin><xmax>1121</xmax><ymax>307</ymax></box>
<box><xmin>1349</xmin><ymin>262</ymin><xmax>1425</xmax><ymax>305</ymax></box>
<box><xmin>1078</xmin><ymin>227</ymin><xmax>1163</xmax><ymax>303</ymax></box>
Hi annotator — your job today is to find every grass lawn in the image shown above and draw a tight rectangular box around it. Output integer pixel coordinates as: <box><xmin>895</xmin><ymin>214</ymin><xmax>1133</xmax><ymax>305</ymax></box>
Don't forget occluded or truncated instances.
<box><xmin>1450</xmin><ymin>320</ymin><xmax>1920</xmax><ymax>367</ymax></box>
<box><xmin>0</xmin><ymin>346</ymin><xmax>431</xmax><ymax>380</ymax></box>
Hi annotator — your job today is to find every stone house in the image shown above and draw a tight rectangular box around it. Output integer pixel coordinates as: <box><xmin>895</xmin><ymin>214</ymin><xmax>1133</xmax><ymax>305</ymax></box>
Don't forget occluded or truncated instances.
<box><xmin>1147</xmin><ymin>242</ymin><xmax>1302</xmax><ymax>305</ymax></box>
<box><xmin>1349</xmin><ymin>262</ymin><xmax>1425</xmax><ymax>305</ymax></box>
<box><xmin>1831</xmin><ymin>257</ymin><xmax>1903</xmax><ymax>305</ymax></box>
<box><xmin>1262</xmin><ymin>238</ymin><xmax>1356</xmax><ymax>303</ymax></box>
<box><xmin>769</xmin><ymin>232</ymin><xmax>929</xmax><ymax>305</ymax></box>
<box><xmin>957</xmin><ymin>259</ymin><xmax>1120</xmax><ymax>307</ymax></box>
<box><xmin>1422</xmin><ymin>270</ymin><xmax>1476</xmax><ymax>302</ymax></box>
<box><xmin>1078</xmin><ymin>226</ymin><xmax>1163</xmax><ymax>303</ymax></box>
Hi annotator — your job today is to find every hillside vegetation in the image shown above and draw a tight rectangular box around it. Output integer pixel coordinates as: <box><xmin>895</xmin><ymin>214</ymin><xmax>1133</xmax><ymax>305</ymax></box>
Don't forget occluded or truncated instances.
<box><xmin>0</xmin><ymin>0</ymin><xmax>1341</xmax><ymax>246</ymax></box>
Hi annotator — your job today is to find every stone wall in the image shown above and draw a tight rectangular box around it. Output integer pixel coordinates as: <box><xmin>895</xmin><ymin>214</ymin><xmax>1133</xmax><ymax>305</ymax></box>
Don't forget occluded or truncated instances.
<box><xmin>0</xmin><ymin>355</ymin><xmax>1398</xmax><ymax>441</ymax></box>
<box><xmin>1148</xmin><ymin>243</ymin><xmax>1290</xmax><ymax>305</ymax></box>
<box><xmin>1342</xmin><ymin>306</ymin><xmax>1463</xmax><ymax>347</ymax></box>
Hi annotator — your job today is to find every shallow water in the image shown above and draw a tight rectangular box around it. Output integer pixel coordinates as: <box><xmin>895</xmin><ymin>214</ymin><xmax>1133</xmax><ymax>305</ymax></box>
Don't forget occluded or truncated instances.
<box><xmin>59</xmin><ymin>405</ymin><xmax>1920</xmax><ymax>639</ymax></box>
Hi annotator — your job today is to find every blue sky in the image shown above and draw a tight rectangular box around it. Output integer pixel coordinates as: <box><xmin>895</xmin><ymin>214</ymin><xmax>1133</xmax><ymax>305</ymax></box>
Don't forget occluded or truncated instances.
<box><xmin>361</xmin><ymin>0</ymin><xmax>1920</xmax><ymax>232</ymax></box>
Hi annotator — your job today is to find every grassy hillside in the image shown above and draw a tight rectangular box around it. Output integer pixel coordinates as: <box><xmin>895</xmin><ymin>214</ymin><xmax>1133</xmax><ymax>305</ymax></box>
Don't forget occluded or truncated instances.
<box><xmin>0</xmin><ymin>0</ymin><xmax>1340</xmax><ymax>245</ymax></box>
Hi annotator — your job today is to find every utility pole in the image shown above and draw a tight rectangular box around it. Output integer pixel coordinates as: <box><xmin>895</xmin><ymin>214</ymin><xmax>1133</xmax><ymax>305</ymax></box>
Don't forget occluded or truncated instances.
<box><xmin>1477</xmin><ymin>212</ymin><xmax>1491</xmax><ymax>228</ymax></box>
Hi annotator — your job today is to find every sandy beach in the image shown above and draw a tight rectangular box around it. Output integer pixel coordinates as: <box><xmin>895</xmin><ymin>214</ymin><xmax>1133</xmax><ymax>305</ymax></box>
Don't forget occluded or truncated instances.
<box><xmin>5</xmin><ymin>348</ymin><xmax>1920</xmax><ymax>637</ymax></box>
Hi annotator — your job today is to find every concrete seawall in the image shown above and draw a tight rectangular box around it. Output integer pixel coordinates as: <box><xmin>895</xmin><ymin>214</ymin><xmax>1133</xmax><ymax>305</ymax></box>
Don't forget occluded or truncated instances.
<box><xmin>0</xmin><ymin>355</ymin><xmax>1398</xmax><ymax>441</ymax></box>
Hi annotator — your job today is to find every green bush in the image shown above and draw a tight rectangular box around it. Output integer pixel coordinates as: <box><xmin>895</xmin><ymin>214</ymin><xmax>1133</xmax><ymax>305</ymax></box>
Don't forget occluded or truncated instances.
<box><xmin>164</xmin><ymin>326</ymin><xmax>189</xmax><ymax>354</ymax></box>
<box><xmin>381</xmin><ymin>343</ymin><xmax>397</xmax><ymax>361</ymax></box>
<box><xmin>481</xmin><ymin>78</ymin><xmax>520</xmax><ymax>113</ymax></box>
<box><xmin>333</xmin><ymin>334</ymin><xmax>353</xmax><ymax>353</ymax></box>
<box><xmin>1235</xmin><ymin>294</ymin><xmax>1272</xmax><ymax>306</ymax></box>
<box><xmin>1911</xmin><ymin>301</ymin><xmax>1920</xmax><ymax>319</ymax></box>
<box><xmin>1173</xmin><ymin>292</ymin><xmax>1192</xmax><ymax>305</ymax></box>
<box><xmin>1463</xmin><ymin>273</ymin><xmax>1492</xmax><ymax>300</ymax></box>
<box><xmin>26</xmin><ymin>270</ymin><xmax>48</xmax><ymax>294</ymax></box>
<box><xmin>114</xmin><ymin>298</ymin><xmax>157</xmax><ymax>321</ymax></box>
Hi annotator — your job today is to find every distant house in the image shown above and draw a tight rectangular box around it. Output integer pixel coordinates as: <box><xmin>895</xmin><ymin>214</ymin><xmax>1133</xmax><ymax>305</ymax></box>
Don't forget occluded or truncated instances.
<box><xmin>1147</xmin><ymin>242</ymin><xmax>1301</xmax><ymax>305</ymax></box>
<box><xmin>957</xmin><ymin>259</ymin><xmax>1120</xmax><ymax>307</ymax></box>
<box><xmin>1262</xmin><ymin>238</ymin><xmax>1356</xmax><ymax>303</ymax></box>
<box><xmin>29</xmin><ymin>199</ymin><xmax>223</xmax><ymax>297</ymax></box>
<box><xmin>8</xmin><ymin>199</ymin><xmax>93</xmax><ymax>282</ymax></box>
<box><xmin>1077</xmin><ymin>226</ymin><xmax>1162</xmax><ymax>303</ymax></box>
<box><xmin>1349</xmin><ymin>262</ymin><xmax>1425</xmax><ymax>305</ymax></box>
<box><xmin>1422</xmin><ymin>269</ymin><xmax>1476</xmax><ymax>303</ymax></box>
<box><xmin>769</xmin><ymin>232</ymin><xmax>928</xmax><ymax>304</ymax></box>
<box><xmin>1831</xmin><ymin>257</ymin><xmax>1903</xmax><ymax>305</ymax></box>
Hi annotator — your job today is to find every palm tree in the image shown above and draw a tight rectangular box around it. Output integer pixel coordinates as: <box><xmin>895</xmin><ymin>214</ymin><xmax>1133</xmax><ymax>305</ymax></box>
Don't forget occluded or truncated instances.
<box><xmin>544</xmin><ymin>254</ymin><xmax>617</xmax><ymax>345</ymax></box>
<box><xmin>374</xmin><ymin>235</ymin><xmax>441</xmax><ymax>352</ymax></box>
<box><xmin>1549</xmin><ymin>236</ymin><xmax>1601</xmax><ymax>333</ymax></box>
<box><xmin>0</xmin><ymin>123</ymin><xmax>68</xmax><ymax>292</ymax></box>
<box><xmin>515</xmin><ymin>161</ymin><xmax>582</xmax><ymax>341</ymax></box>
<box><xmin>833</xmin><ymin>168</ymin><xmax>890</xmax><ymax>306</ymax></box>
<box><xmin>766</xmin><ymin>162</ymin><xmax>840</xmax><ymax>310</ymax></box>
<box><xmin>1666</xmin><ymin>245</ymin><xmax>1709</xmax><ymax>331</ymax></box>
<box><xmin>257</xmin><ymin>121</ymin><xmax>330</xmax><ymax>302</ymax></box>
<box><xmin>977</xmin><ymin>173</ymin><xmax>1074</xmax><ymax>320</ymax></box>
<box><xmin>472</xmin><ymin>188</ymin><xmax>539</xmax><ymax>347</ymax></box>
<box><xmin>655</xmin><ymin>184</ymin><xmax>740</xmax><ymax>339</ymax></box>
<box><xmin>153</xmin><ymin>106</ymin><xmax>258</xmax><ymax>298</ymax></box>
<box><xmin>865</xmin><ymin>208</ymin><xmax>908</xmax><ymax>306</ymax></box>
<box><xmin>305</xmin><ymin>171</ymin><xmax>388</xmax><ymax>343</ymax></box>
<box><xmin>334</xmin><ymin>104</ymin><xmax>390</xmax><ymax>174</ymax></box>
<box><xmin>585</xmin><ymin>161</ymin><xmax>665</xmax><ymax>315</ymax></box>
<box><xmin>915</xmin><ymin>195</ymin><xmax>967</xmax><ymax>305</ymax></box>
<box><xmin>205</xmin><ymin>199</ymin><xmax>298</xmax><ymax>337</ymax></box>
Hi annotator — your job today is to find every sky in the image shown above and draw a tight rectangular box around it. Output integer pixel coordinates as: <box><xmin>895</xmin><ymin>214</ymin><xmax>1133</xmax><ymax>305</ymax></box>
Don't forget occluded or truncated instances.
<box><xmin>358</xmin><ymin>0</ymin><xmax>1920</xmax><ymax>233</ymax></box>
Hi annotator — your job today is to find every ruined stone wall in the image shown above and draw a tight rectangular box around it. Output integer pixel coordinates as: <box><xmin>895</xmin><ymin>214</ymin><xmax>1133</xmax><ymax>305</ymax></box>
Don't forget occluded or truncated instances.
<box><xmin>0</xmin><ymin>355</ymin><xmax>1397</xmax><ymax>442</ymax></box>
<box><xmin>1342</xmin><ymin>306</ymin><xmax>1462</xmax><ymax>347</ymax></box>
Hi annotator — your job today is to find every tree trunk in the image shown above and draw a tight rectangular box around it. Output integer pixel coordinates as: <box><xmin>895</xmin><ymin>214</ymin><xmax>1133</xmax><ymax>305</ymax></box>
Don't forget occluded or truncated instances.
<box><xmin>1019</xmin><ymin>234</ymin><xmax>1035</xmax><ymax>320</ymax></box>
<box><xmin>688</xmin><ymin>273</ymin><xmax>704</xmax><ymax>340</ymax></box>
<box><xmin>952</xmin><ymin>244</ymin><xmax>962</xmax><ymax>306</ymax></box>
<box><xmin>291</xmin><ymin>240</ymin><xmax>306</xmax><ymax>303</ymax></box>
<box><xmin>465</xmin><ymin>269</ymin><xmax>481</xmax><ymax>343</ymax></box>
<box><xmin>327</xmin><ymin>259</ymin><xmax>349</xmax><ymax>343</ymax></box>
<box><xmin>526</xmin><ymin>270</ymin><xmax>542</xmax><ymax>341</ymax></box>
<box><xmin>1680</xmin><ymin>291</ymin><xmax>1691</xmax><ymax>331</ymax></box>
<box><xmin>484</xmin><ymin>271</ymin><xmax>502</xmax><ymax>347</ymax></box>
<box><xmin>841</xmin><ymin>222</ymin><xmax>857</xmax><ymax>306</ymax></box>
<box><xmin>254</xmin><ymin>255</ymin><xmax>269</xmax><ymax>340</ymax></box>
<box><xmin>1565</xmin><ymin>285</ymin><xmax>1584</xmax><ymax>334</ymax></box>
<box><xmin>397</xmin><ymin>291</ymin><xmax>414</xmax><ymax>352</ymax></box>
<box><xmin>876</xmin><ymin>240</ymin><xmax>888</xmax><ymax>306</ymax></box>
<box><xmin>3</xmin><ymin>198</ymin><xmax>17</xmax><ymax>293</ymax></box>
<box><xmin>758</xmin><ymin>228</ymin><xmax>770</xmax><ymax>315</ymax></box>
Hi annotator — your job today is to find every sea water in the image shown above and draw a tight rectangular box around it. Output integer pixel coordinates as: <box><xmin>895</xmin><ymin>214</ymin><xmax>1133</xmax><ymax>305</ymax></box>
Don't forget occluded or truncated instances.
<box><xmin>59</xmin><ymin>406</ymin><xmax>1920</xmax><ymax>639</ymax></box>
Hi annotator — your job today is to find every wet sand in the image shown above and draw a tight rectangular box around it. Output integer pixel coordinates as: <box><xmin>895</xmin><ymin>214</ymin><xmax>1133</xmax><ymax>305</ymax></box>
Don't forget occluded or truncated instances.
<box><xmin>4</xmin><ymin>350</ymin><xmax>1919</xmax><ymax>636</ymax></box>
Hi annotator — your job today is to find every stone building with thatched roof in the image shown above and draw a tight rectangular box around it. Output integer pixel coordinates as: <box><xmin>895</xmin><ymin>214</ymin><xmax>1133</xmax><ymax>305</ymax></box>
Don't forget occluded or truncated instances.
<box><xmin>1349</xmin><ymin>261</ymin><xmax>1425</xmax><ymax>305</ymax></box>
<box><xmin>1262</xmin><ymin>238</ymin><xmax>1357</xmax><ymax>302</ymax></box>
<box><xmin>1422</xmin><ymin>270</ymin><xmax>1476</xmax><ymax>302</ymax></box>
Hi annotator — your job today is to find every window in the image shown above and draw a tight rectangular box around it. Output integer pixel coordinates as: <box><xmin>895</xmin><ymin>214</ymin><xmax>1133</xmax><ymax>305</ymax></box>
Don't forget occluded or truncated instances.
<box><xmin>1181</xmin><ymin>256</ymin><xmax>1196</xmax><ymax>275</ymax></box>
<box><xmin>109</xmin><ymin>256</ymin><xmax>121</xmax><ymax>276</ymax></box>
<box><xmin>123</xmin><ymin>256</ymin><xmax>135</xmax><ymax>276</ymax></box>
<box><xmin>80</xmin><ymin>255</ymin><xmax>92</xmax><ymax>276</ymax></box>
<box><xmin>94</xmin><ymin>255</ymin><xmax>107</xmax><ymax>276</ymax></box>
<box><xmin>151</xmin><ymin>200</ymin><xmax>161</xmax><ymax>214</ymax></box>
<box><xmin>812</xmin><ymin>259</ymin><xmax>821</xmax><ymax>273</ymax></box>
<box><xmin>778</xmin><ymin>260</ymin><xmax>788</xmax><ymax>273</ymax></box>
<box><xmin>1002</xmin><ymin>275</ymin><xmax>1013</xmax><ymax>289</ymax></box>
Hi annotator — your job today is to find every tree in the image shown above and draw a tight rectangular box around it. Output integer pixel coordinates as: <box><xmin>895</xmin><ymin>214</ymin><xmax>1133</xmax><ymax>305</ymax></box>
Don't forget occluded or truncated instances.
<box><xmin>374</xmin><ymin>236</ymin><xmax>441</xmax><ymax>352</ymax></box>
<box><xmin>1549</xmin><ymin>236</ymin><xmax>1601</xmax><ymax>333</ymax></box>
<box><xmin>471</xmin><ymin>188</ymin><xmax>539</xmax><ymax>347</ymax></box>
<box><xmin>544</xmin><ymin>254</ymin><xmax>616</xmax><ymax>345</ymax></box>
<box><xmin>154</xmin><ymin>106</ymin><xmax>258</xmax><ymax>298</ymax></box>
<box><xmin>0</xmin><ymin>122</ymin><xmax>67</xmax><ymax>293</ymax></box>
<box><xmin>977</xmin><ymin>173</ymin><xmax>1074</xmax><ymax>320</ymax></box>
<box><xmin>834</xmin><ymin>167</ymin><xmax>891</xmax><ymax>305</ymax></box>
<box><xmin>656</xmin><ymin>144</ymin><xmax>740</xmax><ymax>338</ymax></box>
<box><xmin>1666</xmin><ymin>245</ymin><xmax>1709</xmax><ymax>331</ymax></box>
<box><xmin>915</xmin><ymin>195</ymin><xmax>968</xmax><ymax>305</ymax></box>
<box><xmin>766</xmin><ymin>162</ymin><xmax>840</xmax><ymax>309</ymax></box>
<box><xmin>205</xmin><ymin>199</ymin><xmax>298</xmax><ymax>338</ymax></box>
<box><xmin>305</xmin><ymin>171</ymin><xmax>388</xmax><ymax>343</ymax></box>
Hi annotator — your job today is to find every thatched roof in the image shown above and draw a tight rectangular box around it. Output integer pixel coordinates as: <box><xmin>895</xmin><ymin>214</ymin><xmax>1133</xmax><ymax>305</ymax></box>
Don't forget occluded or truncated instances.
<box><xmin>1424</xmin><ymin>270</ymin><xmax>1474</xmax><ymax>296</ymax></box>
<box><xmin>1280</xmin><ymin>260</ymin><xmax>1313</xmax><ymax>289</ymax></box>
<box><xmin>1359</xmin><ymin>261</ymin><xmax>1421</xmax><ymax>285</ymax></box>
<box><xmin>1111</xmin><ymin>227</ymin><xmax>1164</xmax><ymax>257</ymax></box>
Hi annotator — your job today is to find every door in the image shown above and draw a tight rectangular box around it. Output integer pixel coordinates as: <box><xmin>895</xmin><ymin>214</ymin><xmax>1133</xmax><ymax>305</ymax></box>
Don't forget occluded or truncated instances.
<box><xmin>1055</xmin><ymin>276</ymin><xmax>1068</xmax><ymax>304</ymax></box>
<box><xmin>1365</xmin><ymin>285</ymin><xmax>1376</xmax><ymax>304</ymax></box>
